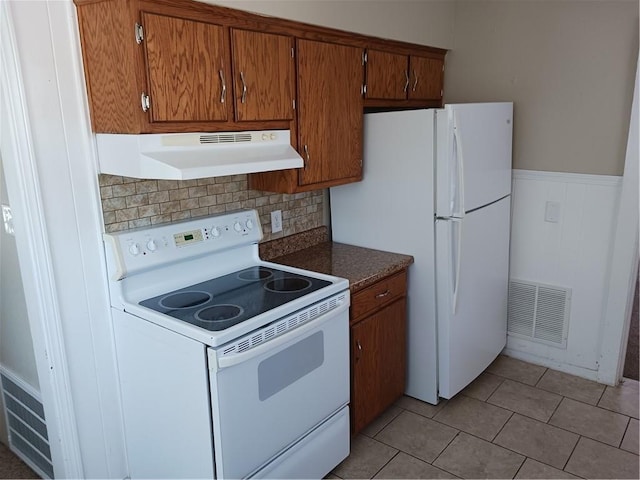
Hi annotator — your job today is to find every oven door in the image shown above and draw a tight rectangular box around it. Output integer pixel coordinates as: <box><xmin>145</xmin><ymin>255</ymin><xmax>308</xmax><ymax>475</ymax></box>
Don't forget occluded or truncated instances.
<box><xmin>207</xmin><ymin>298</ymin><xmax>350</xmax><ymax>479</ymax></box>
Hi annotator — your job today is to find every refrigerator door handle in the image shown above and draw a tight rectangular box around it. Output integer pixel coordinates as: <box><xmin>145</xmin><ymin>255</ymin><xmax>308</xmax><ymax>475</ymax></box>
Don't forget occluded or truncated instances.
<box><xmin>451</xmin><ymin>217</ymin><xmax>463</xmax><ymax>314</ymax></box>
<box><xmin>452</xmin><ymin>113</ymin><xmax>466</xmax><ymax>218</ymax></box>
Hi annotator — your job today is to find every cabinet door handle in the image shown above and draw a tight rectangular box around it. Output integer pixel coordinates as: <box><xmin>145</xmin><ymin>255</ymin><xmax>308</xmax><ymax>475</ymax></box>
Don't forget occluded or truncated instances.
<box><xmin>356</xmin><ymin>340</ymin><xmax>362</xmax><ymax>361</ymax></box>
<box><xmin>303</xmin><ymin>144</ymin><xmax>310</xmax><ymax>167</ymax></box>
<box><xmin>375</xmin><ymin>290</ymin><xmax>390</xmax><ymax>299</ymax></box>
<box><xmin>219</xmin><ymin>70</ymin><xmax>226</xmax><ymax>104</ymax></box>
<box><xmin>140</xmin><ymin>93</ymin><xmax>150</xmax><ymax>112</ymax></box>
<box><xmin>240</xmin><ymin>71</ymin><xmax>247</xmax><ymax>104</ymax></box>
<box><xmin>412</xmin><ymin>70</ymin><xmax>418</xmax><ymax>91</ymax></box>
<box><xmin>403</xmin><ymin>70</ymin><xmax>410</xmax><ymax>93</ymax></box>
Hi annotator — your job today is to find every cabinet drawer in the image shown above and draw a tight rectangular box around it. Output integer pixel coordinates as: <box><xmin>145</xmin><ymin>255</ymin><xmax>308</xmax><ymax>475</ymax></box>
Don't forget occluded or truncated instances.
<box><xmin>351</xmin><ymin>270</ymin><xmax>407</xmax><ymax>323</ymax></box>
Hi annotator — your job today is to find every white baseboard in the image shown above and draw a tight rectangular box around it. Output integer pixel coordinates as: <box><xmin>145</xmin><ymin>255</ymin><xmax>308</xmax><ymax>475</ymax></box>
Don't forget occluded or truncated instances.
<box><xmin>502</xmin><ymin>347</ymin><xmax>601</xmax><ymax>384</ymax></box>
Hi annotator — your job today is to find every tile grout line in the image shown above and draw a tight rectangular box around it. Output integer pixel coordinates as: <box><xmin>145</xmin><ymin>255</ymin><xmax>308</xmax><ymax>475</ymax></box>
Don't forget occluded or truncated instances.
<box><xmin>594</xmin><ymin>381</ymin><xmax>607</xmax><ymax>406</ymax></box>
<box><xmin>545</xmin><ymin>392</ymin><xmax>566</xmax><ymax>425</ymax></box>
<box><xmin>533</xmin><ymin>367</ymin><xmax>549</xmax><ymax>387</ymax></box>
<box><xmin>428</xmin><ymin>429</ymin><xmax>463</xmax><ymax>476</ymax></box>
<box><xmin>561</xmin><ymin>433</ymin><xmax>582</xmax><ymax>474</ymax></box>
<box><xmin>617</xmin><ymin>416</ymin><xmax>632</xmax><ymax>450</ymax></box>
<box><xmin>369</xmin><ymin>450</ymin><xmax>400</xmax><ymax>480</ymax></box>
<box><xmin>489</xmin><ymin>410</ymin><xmax>515</xmax><ymax>443</ymax></box>
<box><xmin>510</xmin><ymin>455</ymin><xmax>528</xmax><ymax>480</ymax></box>
<box><xmin>387</xmin><ymin>446</ymin><xmax>461</xmax><ymax>479</ymax></box>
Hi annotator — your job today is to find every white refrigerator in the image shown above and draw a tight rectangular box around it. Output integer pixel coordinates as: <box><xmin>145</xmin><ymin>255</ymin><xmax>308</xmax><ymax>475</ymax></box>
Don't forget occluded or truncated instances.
<box><xmin>330</xmin><ymin>103</ymin><xmax>513</xmax><ymax>404</ymax></box>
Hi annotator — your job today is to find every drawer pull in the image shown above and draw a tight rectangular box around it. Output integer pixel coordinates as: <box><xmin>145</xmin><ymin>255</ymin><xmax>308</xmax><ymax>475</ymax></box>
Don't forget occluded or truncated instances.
<box><xmin>375</xmin><ymin>290</ymin><xmax>391</xmax><ymax>299</ymax></box>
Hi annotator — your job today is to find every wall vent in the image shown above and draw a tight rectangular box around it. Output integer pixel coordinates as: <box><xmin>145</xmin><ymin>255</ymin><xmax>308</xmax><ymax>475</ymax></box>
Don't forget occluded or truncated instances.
<box><xmin>508</xmin><ymin>280</ymin><xmax>571</xmax><ymax>348</ymax></box>
<box><xmin>0</xmin><ymin>368</ymin><xmax>53</xmax><ymax>478</ymax></box>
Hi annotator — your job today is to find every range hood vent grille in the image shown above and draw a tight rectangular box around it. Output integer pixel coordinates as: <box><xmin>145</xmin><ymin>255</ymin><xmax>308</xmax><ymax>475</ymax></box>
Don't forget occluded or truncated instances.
<box><xmin>199</xmin><ymin>133</ymin><xmax>252</xmax><ymax>144</ymax></box>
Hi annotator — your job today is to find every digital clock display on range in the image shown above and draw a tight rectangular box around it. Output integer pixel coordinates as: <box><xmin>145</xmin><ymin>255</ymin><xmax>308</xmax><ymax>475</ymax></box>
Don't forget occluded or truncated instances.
<box><xmin>174</xmin><ymin>229</ymin><xmax>203</xmax><ymax>247</ymax></box>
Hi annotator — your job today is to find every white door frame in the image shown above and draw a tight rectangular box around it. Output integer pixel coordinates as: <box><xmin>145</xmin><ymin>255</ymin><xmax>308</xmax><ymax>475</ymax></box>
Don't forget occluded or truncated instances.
<box><xmin>598</xmin><ymin>55</ymin><xmax>639</xmax><ymax>384</ymax></box>
<box><xmin>0</xmin><ymin>2</ymin><xmax>83</xmax><ymax>477</ymax></box>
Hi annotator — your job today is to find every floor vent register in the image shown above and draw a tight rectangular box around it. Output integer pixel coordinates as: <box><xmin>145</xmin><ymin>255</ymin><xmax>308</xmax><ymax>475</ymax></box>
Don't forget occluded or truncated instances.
<box><xmin>0</xmin><ymin>368</ymin><xmax>53</xmax><ymax>478</ymax></box>
<box><xmin>508</xmin><ymin>280</ymin><xmax>571</xmax><ymax>348</ymax></box>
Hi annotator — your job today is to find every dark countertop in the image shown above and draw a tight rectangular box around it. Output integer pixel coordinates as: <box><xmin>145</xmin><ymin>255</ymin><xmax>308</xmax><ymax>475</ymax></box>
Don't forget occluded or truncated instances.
<box><xmin>270</xmin><ymin>241</ymin><xmax>414</xmax><ymax>293</ymax></box>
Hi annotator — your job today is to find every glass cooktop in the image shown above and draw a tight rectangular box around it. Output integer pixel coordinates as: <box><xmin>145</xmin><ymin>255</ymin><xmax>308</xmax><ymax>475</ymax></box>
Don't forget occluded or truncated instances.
<box><xmin>139</xmin><ymin>266</ymin><xmax>332</xmax><ymax>331</ymax></box>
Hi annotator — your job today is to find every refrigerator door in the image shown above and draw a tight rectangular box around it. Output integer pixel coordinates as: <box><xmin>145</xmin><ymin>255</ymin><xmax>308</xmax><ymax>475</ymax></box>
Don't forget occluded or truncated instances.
<box><xmin>436</xmin><ymin>103</ymin><xmax>513</xmax><ymax>217</ymax></box>
<box><xmin>435</xmin><ymin>196</ymin><xmax>511</xmax><ymax>399</ymax></box>
<box><xmin>330</xmin><ymin>109</ymin><xmax>440</xmax><ymax>404</ymax></box>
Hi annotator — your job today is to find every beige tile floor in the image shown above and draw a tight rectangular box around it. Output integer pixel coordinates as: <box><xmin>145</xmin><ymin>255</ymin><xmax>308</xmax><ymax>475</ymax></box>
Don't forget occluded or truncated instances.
<box><xmin>332</xmin><ymin>355</ymin><xmax>640</xmax><ymax>479</ymax></box>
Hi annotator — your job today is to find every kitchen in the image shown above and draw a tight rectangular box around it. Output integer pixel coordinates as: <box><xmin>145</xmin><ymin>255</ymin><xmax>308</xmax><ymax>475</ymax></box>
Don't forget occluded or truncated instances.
<box><xmin>0</xmin><ymin>0</ymin><xmax>637</xmax><ymax>478</ymax></box>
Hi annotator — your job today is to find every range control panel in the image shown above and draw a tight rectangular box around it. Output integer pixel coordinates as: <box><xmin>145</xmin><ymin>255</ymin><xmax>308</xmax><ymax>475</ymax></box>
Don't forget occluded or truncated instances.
<box><xmin>104</xmin><ymin>209</ymin><xmax>263</xmax><ymax>280</ymax></box>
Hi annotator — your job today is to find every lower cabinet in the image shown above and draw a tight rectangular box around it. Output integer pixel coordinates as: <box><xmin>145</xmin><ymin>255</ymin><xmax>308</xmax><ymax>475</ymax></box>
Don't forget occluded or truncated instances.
<box><xmin>350</xmin><ymin>270</ymin><xmax>407</xmax><ymax>434</ymax></box>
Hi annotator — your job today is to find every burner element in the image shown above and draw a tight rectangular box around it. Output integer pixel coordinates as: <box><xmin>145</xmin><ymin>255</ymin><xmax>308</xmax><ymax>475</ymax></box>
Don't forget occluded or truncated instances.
<box><xmin>159</xmin><ymin>291</ymin><xmax>212</xmax><ymax>309</ymax></box>
<box><xmin>237</xmin><ymin>267</ymin><xmax>273</xmax><ymax>281</ymax></box>
<box><xmin>264</xmin><ymin>277</ymin><xmax>312</xmax><ymax>293</ymax></box>
<box><xmin>196</xmin><ymin>304</ymin><xmax>244</xmax><ymax>322</ymax></box>
<box><xmin>139</xmin><ymin>266</ymin><xmax>333</xmax><ymax>332</ymax></box>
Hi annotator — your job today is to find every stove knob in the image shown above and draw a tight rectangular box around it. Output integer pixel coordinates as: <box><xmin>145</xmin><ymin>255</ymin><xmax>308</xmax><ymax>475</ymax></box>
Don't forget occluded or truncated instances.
<box><xmin>211</xmin><ymin>226</ymin><xmax>221</xmax><ymax>238</ymax></box>
<box><xmin>146</xmin><ymin>239</ymin><xmax>157</xmax><ymax>252</ymax></box>
<box><xmin>128</xmin><ymin>243</ymin><xmax>141</xmax><ymax>256</ymax></box>
<box><xmin>233</xmin><ymin>221</ymin><xmax>242</xmax><ymax>233</ymax></box>
<box><xmin>246</xmin><ymin>219</ymin><xmax>254</xmax><ymax>230</ymax></box>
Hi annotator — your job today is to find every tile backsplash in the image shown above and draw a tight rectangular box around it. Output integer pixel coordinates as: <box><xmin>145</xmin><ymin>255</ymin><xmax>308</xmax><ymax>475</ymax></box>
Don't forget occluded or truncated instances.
<box><xmin>99</xmin><ymin>174</ymin><xmax>325</xmax><ymax>241</ymax></box>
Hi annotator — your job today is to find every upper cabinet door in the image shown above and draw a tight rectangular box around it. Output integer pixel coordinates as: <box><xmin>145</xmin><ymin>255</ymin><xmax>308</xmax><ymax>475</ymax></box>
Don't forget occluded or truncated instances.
<box><xmin>297</xmin><ymin>39</ymin><xmax>364</xmax><ymax>187</ymax></box>
<box><xmin>408</xmin><ymin>55</ymin><xmax>444</xmax><ymax>101</ymax></box>
<box><xmin>365</xmin><ymin>49</ymin><xmax>408</xmax><ymax>100</ymax></box>
<box><xmin>231</xmin><ymin>29</ymin><xmax>295</xmax><ymax>122</ymax></box>
<box><xmin>142</xmin><ymin>12</ymin><xmax>232</xmax><ymax>123</ymax></box>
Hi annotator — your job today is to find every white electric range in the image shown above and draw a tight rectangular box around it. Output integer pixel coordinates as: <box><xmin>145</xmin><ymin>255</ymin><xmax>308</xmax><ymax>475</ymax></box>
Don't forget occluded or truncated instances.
<box><xmin>104</xmin><ymin>209</ymin><xmax>350</xmax><ymax>479</ymax></box>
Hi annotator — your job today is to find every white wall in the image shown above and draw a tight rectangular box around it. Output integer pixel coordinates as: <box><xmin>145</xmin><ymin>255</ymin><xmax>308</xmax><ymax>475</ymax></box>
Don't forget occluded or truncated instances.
<box><xmin>210</xmin><ymin>0</ymin><xmax>456</xmax><ymax>48</ymax></box>
<box><xmin>506</xmin><ymin>170</ymin><xmax>622</xmax><ymax>380</ymax></box>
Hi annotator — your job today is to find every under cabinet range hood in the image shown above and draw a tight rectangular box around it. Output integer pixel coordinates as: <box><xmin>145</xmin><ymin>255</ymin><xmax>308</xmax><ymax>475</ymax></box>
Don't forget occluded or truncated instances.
<box><xmin>95</xmin><ymin>130</ymin><xmax>303</xmax><ymax>180</ymax></box>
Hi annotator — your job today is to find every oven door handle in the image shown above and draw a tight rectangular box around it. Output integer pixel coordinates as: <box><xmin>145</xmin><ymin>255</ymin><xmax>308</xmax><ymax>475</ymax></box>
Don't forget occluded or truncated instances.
<box><xmin>215</xmin><ymin>300</ymin><xmax>349</xmax><ymax>370</ymax></box>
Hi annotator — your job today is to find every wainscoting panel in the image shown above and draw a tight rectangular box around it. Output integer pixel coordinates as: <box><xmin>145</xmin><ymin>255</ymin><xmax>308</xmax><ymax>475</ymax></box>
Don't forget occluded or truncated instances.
<box><xmin>505</xmin><ymin>170</ymin><xmax>622</xmax><ymax>379</ymax></box>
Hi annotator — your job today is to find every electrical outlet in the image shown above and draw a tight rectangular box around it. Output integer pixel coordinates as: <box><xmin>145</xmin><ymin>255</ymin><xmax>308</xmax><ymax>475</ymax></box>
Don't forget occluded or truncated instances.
<box><xmin>544</xmin><ymin>201</ymin><xmax>561</xmax><ymax>223</ymax></box>
<box><xmin>271</xmin><ymin>209</ymin><xmax>282</xmax><ymax>233</ymax></box>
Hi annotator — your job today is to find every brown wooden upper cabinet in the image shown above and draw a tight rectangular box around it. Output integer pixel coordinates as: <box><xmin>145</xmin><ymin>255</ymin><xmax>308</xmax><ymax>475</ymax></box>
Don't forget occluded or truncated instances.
<box><xmin>231</xmin><ymin>29</ymin><xmax>295</xmax><ymax>122</ymax></box>
<box><xmin>74</xmin><ymin>0</ymin><xmax>292</xmax><ymax>133</ymax></box>
<box><xmin>364</xmin><ymin>49</ymin><xmax>444</xmax><ymax>104</ymax></box>
<box><xmin>296</xmin><ymin>39</ymin><xmax>364</xmax><ymax>187</ymax></box>
<box><xmin>143</xmin><ymin>16</ymin><xmax>295</xmax><ymax>126</ymax></box>
<box><xmin>249</xmin><ymin>39</ymin><xmax>365</xmax><ymax>193</ymax></box>
<box><xmin>142</xmin><ymin>12</ymin><xmax>232</xmax><ymax>124</ymax></box>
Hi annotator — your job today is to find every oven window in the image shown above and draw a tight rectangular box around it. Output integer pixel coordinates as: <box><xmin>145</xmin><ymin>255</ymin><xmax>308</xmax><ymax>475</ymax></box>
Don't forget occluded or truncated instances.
<box><xmin>258</xmin><ymin>332</ymin><xmax>324</xmax><ymax>401</ymax></box>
